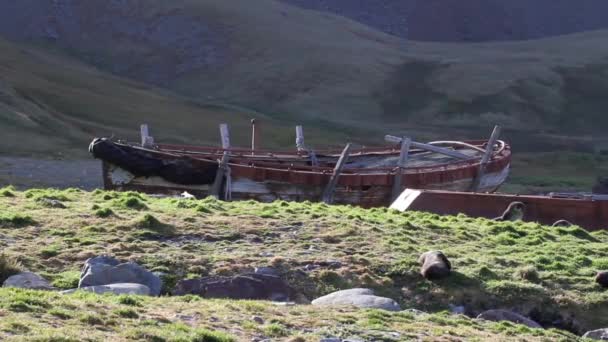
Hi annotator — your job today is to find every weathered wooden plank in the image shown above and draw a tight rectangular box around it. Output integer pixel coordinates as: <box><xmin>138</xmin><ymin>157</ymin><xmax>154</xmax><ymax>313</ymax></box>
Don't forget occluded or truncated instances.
<box><xmin>385</xmin><ymin>135</ymin><xmax>471</xmax><ymax>160</ymax></box>
<box><xmin>210</xmin><ymin>124</ymin><xmax>231</xmax><ymax>199</ymax></box>
<box><xmin>391</xmin><ymin>137</ymin><xmax>411</xmax><ymax>201</ymax></box>
<box><xmin>220</xmin><ymin>123</ymin><xmax>230</xmax><ymax>150</ymax></box>
<box><xmin>296</xmin><ymin>125</ymin><xmax>319</xmax><ymax>166</ymax></box>
<box><xmin>469</xmin><ymin>125</ymin><xmax>502</xmax><ymax>192</ymax></box>
<box><xmin>140</xmin><ymin>124</ymin><xmax>154</xmax><ymax>148</ymax></box>
<box><xmin>322</xmin><ymin>143</ymin><xmax>352</xmax><ymax>204</ymax></box>
<box><xmin>251</xmin><ymin>119</ymin><xmax>257</xmax><ymax>154</ymax></box>
<box><xmin>296</xmin><ymin>125</ymin><xmax>305</xmax><ymax>151</ymax></box>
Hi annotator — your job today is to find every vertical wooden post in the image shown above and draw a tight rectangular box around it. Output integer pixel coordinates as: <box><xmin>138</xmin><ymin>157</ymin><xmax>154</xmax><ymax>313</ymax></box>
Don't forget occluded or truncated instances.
<box><xmin>140</xmin><ymin>124</ymin><xmax>154</xmax><ymax>148</ymax></box>
<box><xmin>391</xmin><ymin>137</ymin><xmax>411</xmax><ymax>201</ymax></box>
<box><xmin>251</xmin><ymin>119</ymin><xmax>256</xmax><ymax>155</ymax></box>
<box><xmin>322</xmin><ymin>143</ymin><xmax>352</xmax><ymax>204</ymax></box>
<box><xmin>470</xmin><ymin>125</ymin><xmax>502</xmax><ymax>192</ymax></box>
<box><xmin>220</xmin><ymin>123</ymin><xmax>230</xmax><ymax>150</ymax></box>
<box><xmin>296</xmin><ymin>125</ymin><xmax>305</xmax><ymax>151</ymax></box>
<box><xmin>210</xmin><ymin>124</ymin><xmax>231</xmax><ymax>199</ymax></box>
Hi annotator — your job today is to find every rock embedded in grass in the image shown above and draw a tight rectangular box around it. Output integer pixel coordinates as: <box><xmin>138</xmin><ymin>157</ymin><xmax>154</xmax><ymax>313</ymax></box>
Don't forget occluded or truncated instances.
<box><xmin>3</xmin><ymin>272</ymin><xmax>53</xmax><ymax>290</ymax></box>
<box><xmin>583</xmin><ymin>328</ymin><xmax>608</xmax><ymax>340</ymax></box>
<box><xmin>62</xmin><ymin>283</ymin><xmax>151</xmax><ymax>296</ymax></box>
<box><xmin>79</xmin><ymin>256</ymin><xmax>162</xmax><ymax>296</ymax></box>
<box><xmin>596</xmin><ymin>271</ymin><xmax>608</xmax><ymax>288</ymax></box>
<box><xmin>311</xmin><ymin>288</ymin><xmax>401</xmax><ymax>311</ymax></box>
<box><xmin>254</xmin><ymin>267</ymin><xmax>280</xmax><ymax>276</ymax></box>
<box><xmin>418</xmin><ymin>251</ymin><xmax>452</xmax><ymax>280</ymax></box>
<box><xmin>37</xmin><ymin>198</ymin><xmax>66</xmax><ymax>209</ymax></box>
<box><xmin>476</xmin><ymin>309</ymin><xmax>542</xmax><ymax>329</ymax></box>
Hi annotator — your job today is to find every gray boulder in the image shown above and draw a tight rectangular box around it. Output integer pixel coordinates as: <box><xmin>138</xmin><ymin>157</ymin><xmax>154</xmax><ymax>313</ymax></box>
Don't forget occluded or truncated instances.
<box><xmin>312</xmin><ymin>288</ymin><xmax>401</xmax><ymax>311</ymax></box>
<box><xmin>62</xmin><ymin>283</ymin><xmax>151</xmax><ymax>296</ymax></box>
<box><xmin>3</xmin><ymin>272</ymin><xmax>53</xmax><ymax>290</ymax></box>
<box><xmin>477</xmin><ymin>309</ymin><xmax>542</xmax><ymax>329</ymax></box>
<box><xmin>173</xmin><ymin>273</ymin><xmax>294</xmax><ymax>302</ymax></box>
<box><xmin>583</xmin><ymin>328</ymin><xmax>608</xmax><ymax>340</ymax></box>
<box><xmin>79</xmin><ymin>256</ymin><xmax>162</xmax><ymax>296</ymax></box>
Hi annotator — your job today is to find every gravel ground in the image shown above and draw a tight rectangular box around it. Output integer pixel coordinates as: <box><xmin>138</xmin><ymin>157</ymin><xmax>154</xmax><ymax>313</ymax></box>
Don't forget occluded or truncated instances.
<box><xmin>0</xmin><ymin>157</ymin><xmax>102</xmax><ymax>190</ymax></box>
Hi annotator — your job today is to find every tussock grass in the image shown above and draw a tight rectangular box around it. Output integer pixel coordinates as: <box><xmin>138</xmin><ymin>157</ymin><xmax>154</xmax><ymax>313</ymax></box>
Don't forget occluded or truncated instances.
<box><xmin>0</xmin><ymin>253</ymin><xmax>22</xmax><ymax>284</ymax></box>
<box><xmin>0</xmin><ymin>189</ymin><xmax>605</xmax><ymax>339</ymax></box>
<box><xmin>0</xmin><ymin>212</ymin><xmax>35</xmax><ymax>227</ymax></box>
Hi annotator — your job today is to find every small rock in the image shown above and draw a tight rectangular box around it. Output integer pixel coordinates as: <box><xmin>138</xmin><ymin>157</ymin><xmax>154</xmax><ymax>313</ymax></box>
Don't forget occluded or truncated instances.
<box><xmin>39</xmin><ymin>198</ymin><xmax>66</xmax><ymax>208</ymax></box>
<box><xmin>450</xmin><ymin>304</ymin><xmax>466</xmax><ymax>315</ymax></box>
<box><xmin>402</xmin><ymin>308</ymin><xmax>427</xmax><ymax>315</ymax></box>
<box><xmin>270</xmin><ymin>301</ymin><xmax>296</xmax><ymax>306</ymax></box>
<box><xmin>62</xmin><ymin>283</ymin><xmax>151</xmax><ymax>296</ymax></box>
<box><xmin>3</xmin><ymin>272</ymin><xmax>53</xmax><ymax>290</ymax></box>
<box><xmin>596</xmin><ymin>271</ymin><xmax>608</xmax><ymax>288</ymax></box>
<box><xmin>583</xmin><ymin>328</ymin><xmax>608</xmax><ymax>340</ymax></box>
<box><xmin>251</xmin><ymin>316</ymin><xmax>264</xmax><ymax>324</ymax></box>
<box><xmin>418</xmin><ymin>251</ymin><xmax>451</xmax><ymax>280</ymax></box>
<box><xmin>304</xmin><ymin>264</ymin><xmax>319</xmax><ymax>271</ymax></box>
<box><xmin>320</xmin><ymin>338</ymin><xmax>341</xmax><ymax>342</ymax></box>
<box><xmin>259</xmin><ymin>252</ymin><xmax>274</xmax><ymax>257</ymax></box>
<box><xmin>477</xmin><ymin>309</ymin><xmax>542</xmax><ymax>329</ymax></box>
<box><xmin>254</xmin><ymin>267</ymin><xmax>279</xmax><ymax>276</ymax></box>
<box><xmin>319</xmin><ymin>260</ymin><xmax>343</xmax><ymax>269</ymax></box>
<box><xmin>79</xmin><ymin>256</ymin><xmax>162</xmax><ymax>296</ymax></box>
<box><xmin>312</xmin><ymin>288</ymin><xmax>401</xmax><ymax>311</ymax></box>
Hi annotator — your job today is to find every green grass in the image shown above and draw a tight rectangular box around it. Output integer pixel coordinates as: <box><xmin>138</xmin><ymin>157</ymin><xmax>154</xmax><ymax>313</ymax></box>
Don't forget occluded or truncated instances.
<box><xmin>504</xmin><ymin>152</ymin><xmax>608</xmax><ymax>193</ymax></box>
<box><xmin>0</xmin><ymin>287</ymin><xmax>575</xmax><ymax>341</ymax></box>
<box><xmin>0</xmin><ymin>189</ymin><xmax>605</xmax><ymax>340</ymax></box>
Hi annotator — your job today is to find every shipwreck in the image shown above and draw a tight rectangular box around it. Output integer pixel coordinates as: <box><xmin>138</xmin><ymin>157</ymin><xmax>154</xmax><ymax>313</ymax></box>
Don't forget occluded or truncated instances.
<box><xmin>89</xmin><ymin>123</ymin><xmax>510</xmax><ymax>207</ymax></box>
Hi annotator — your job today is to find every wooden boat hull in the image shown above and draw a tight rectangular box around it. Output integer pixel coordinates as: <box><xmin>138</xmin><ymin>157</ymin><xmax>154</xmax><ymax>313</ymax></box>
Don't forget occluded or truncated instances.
<box><xmin>391</xmin><ymin>189</ymin><xmax>608</xmax><ymax>230</ymax></box>
<box><xmin>92</xmin><ymin>139</ymin><xmax>511</xmax><ymax>207</ymax></box>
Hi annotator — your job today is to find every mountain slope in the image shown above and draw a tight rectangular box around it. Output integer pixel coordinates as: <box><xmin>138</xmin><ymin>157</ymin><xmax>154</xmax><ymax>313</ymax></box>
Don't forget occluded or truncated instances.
<box><xmin>282</xmin><ymin>0</ymin><xmax>608</xmax><ymax>42</ymax></box>
<box><xmin>1</xmin><ymin>0</ymin><xmax>608</xmax><ymax>157</ymax></box>
<box><xmin>0</xmin><ymin>37</ymin><xmax>297</xmax><ymax>157</ymax></box>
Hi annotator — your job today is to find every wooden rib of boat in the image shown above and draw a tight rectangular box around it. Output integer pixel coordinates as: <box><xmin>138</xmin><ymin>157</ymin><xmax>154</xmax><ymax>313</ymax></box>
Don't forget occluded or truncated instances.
<box><xmin>390</xmin><ymin>189</ymin><xmax>608</xmax><ymax>231</ymax></box>
<box><xmin>89</xmin><ymin>135</ymin><xmax>512</xmax><ymax>207</ymax></box>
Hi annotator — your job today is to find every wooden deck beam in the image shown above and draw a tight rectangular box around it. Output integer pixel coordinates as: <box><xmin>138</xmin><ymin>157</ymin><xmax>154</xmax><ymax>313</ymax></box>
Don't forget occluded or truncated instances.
<box><xmin>322</xmin><ymin>143</ymin><xmax>352</xmax><ymax>204</ymax></box>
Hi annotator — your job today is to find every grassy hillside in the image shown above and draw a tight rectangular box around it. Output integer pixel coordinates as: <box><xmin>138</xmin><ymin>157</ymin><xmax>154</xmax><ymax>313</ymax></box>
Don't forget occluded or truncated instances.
<box><xmin>1</xmin><ymin>188</ymin><xmax>607</xmax><ymax>340</ymax></box>
<box><xmin>0</xmin><ymin>38</ymin><xmax>350</xmax><ymax>158</ymax></box>
<box><xmin>2</xmin><ymin>0</ymin><xmax>608</xmax><ymax>144</ymax></box>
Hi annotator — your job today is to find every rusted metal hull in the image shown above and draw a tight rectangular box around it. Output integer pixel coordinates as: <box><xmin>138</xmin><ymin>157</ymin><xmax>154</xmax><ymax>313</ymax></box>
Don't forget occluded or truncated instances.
<box><xmin>95</xmin><ymin>139</ymin><xmax>512</xmax><ymax>207</ymax></box>
<box><xmin>391</xmin><ymin>189</ymin><xmax>608</xmax><ymax>231</ymax></box>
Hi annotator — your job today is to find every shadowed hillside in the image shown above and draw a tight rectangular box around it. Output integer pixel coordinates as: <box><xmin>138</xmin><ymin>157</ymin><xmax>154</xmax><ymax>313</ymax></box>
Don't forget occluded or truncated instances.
<box><xmin>0</xmin><ymin>0</ymin><xmax>608</xmax><ymax>160</ymax></box>
<box><xmin>283</xmin><ymin>0</ymin><xmax>608</xmax><ymax>42</ymax></box>
<box><xmin>0</xmin><ymin>38</ymin><xmax>301</xmax><ymax>157</ymax></box>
